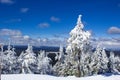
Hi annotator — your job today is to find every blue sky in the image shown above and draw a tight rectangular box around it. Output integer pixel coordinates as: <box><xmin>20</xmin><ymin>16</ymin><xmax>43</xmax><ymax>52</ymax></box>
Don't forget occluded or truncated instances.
<box><xmin>0</xmin><ymin>0</ymin><xmax>120</xmax><ymax>47</ymax></box>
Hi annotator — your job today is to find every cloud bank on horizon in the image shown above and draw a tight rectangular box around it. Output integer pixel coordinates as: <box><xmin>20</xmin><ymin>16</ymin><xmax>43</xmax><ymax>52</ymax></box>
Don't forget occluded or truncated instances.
<box><xmin>0</xmin><ymin>28</ymin><xmax>120</xmax><ymax>49</ymax></box>
<box><xmin>0</xmin><ymin>28</ymin><xmax>66</xmax><ymax>47</ymax></box>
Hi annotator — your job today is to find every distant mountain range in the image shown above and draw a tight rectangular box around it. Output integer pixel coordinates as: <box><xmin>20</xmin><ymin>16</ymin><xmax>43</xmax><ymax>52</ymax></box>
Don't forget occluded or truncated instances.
<box><xmin>2</xmin><ymin>45</ymin><xmax>120</xmax><ymax>56</ymax></box>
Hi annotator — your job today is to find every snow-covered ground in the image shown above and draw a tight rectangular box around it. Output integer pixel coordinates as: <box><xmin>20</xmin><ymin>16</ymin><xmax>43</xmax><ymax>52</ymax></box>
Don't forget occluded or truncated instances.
<box><xmin>1</xmin><ymin>74</ymin><xmax>120</xmax><ymax>80</ymax></box>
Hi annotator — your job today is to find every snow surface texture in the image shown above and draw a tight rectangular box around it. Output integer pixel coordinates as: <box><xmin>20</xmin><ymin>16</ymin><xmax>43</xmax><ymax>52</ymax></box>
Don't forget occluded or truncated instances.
<box><xmin>1</xmin><ymin>74</ymin><xmax>120</xmax><ymax>80</ymax></box>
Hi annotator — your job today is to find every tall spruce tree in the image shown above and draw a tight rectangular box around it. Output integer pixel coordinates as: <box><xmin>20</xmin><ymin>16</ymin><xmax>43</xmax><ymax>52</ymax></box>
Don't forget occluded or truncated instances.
<box><xmin>54</xmin><ymin>15</ymin><xmax>91</xmax><ymax>77</ymax></box>
<box><xmin>66</xmin><ymin>15</ymin><xmax>91</xmax><ymax>77</ymax></box>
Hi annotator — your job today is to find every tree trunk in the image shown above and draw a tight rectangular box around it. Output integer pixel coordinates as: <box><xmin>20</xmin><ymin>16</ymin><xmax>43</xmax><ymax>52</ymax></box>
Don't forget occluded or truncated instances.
<box><xmin>76</xmin><ymin>49</ymin><xmax>81</xmax><ymax>77</ymax></box>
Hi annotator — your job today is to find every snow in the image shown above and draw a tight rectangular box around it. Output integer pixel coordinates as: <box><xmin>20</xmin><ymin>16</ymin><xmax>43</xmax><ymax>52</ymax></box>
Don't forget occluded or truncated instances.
<box><xmin>1</xmin><ymin>74</ymin><xmax>120</xmax><ymax>80</ymax></box>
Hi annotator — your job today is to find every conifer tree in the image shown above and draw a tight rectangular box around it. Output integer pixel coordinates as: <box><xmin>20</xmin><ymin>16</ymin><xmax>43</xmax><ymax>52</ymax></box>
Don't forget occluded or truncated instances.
<box><xmin>54</xmin><ymin>15</ymin><xmax>91</xmax><ymax>77</ymax></box>
<box><xmin>109</xmin><ymin>51</ymin><xmax>120</xmax><ymax>74</ymax></box>
<box><xmin>37</xmin><ymin>50</ymin><xmax>52</xmax><ymax>74</ymax></box>
<box><xmin>18</xmin><ymin>44</ymin><xmax>37</xmax><ymax>73</ymax></box>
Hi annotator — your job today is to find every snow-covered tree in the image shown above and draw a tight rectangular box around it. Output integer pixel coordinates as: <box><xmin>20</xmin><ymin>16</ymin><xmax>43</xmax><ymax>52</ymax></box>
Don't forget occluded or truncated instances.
<box><xmin>66</xmin><ymin>15</ymin><xmax>91</xmax><ymax>77</ymax></box>
<box><xmin>79</xmin><ymin>49</ymin><xmax>92</xmax><ymax>76</ymax></box>
<box><xmin>0</xmin><ymin>44</ymin><xmax>4</xmax><ymax>63</ymax></box>
<box><xmin>1</xmin><ymin>42</ymin><xmax>18</xmax><ymax>74</ymax></box>
<box><xmin>0</xmin><ymin>44</ymin><xmax>4</xmax><ymax>75</ymax></box>
<box><xmin>114</xmin><ymin>56</ymin><xmax>120</xmax><ymax>74</ymax></box>
<box><xmin>54</xmin><ymin>15</ymin><xmax>91</xmax><ymax>77</ymax></box>
<box><xmin>90</xmin><ymin>45</ymin><xmax>109</xmax><ymax>75</ymax></box>
<box><xmin>100</xmin><ymin>48</ymin><xmax>109</xmax><ymax>73</ymax></box>
<box><xmin>58</xmin><ymin>44</ymin><xmax>64</xmax><ymax>61</ymax></box>
<box><xmin>109</xmin><ymin>51</ymin><xmax>120</xmax><ymax>74</ymax></box>
<box><xmin>18</xmin><ymin>44</ymin><xmax>37</xmax><ymax>74</ymax></box>
<box><xmin>53</xmin><ymin>44</ymin><xmax>65</xmax><ymax>76</ymax></box>
<box><xmin>55</xmin><ymin>44</ymin><xmax>64</xmax><ymax>61</ymax></box>
<box><xmin>37</xmin><ymin>50</ymin><xmax>52</xmax><ymax>74</ymax></box>
<box><xmin>6</xmin><ymin>42</ymin><xmax>17</xmax><ymax>61</ymax></box>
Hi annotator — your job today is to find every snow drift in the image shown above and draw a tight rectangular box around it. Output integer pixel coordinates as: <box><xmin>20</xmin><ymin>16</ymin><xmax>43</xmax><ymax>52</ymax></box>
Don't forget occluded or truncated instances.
<box><xmin>1</xmin><ymin>74</ymin><xmax>120</xmax><ymax>80</ymax></box>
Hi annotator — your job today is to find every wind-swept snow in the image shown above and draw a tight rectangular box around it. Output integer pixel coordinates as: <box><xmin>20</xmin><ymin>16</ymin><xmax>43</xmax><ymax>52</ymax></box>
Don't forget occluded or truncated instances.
<box><xmin>1</xmin><ymin>74</ymin><xmax>120</xmax><ymax>80</ymax></box>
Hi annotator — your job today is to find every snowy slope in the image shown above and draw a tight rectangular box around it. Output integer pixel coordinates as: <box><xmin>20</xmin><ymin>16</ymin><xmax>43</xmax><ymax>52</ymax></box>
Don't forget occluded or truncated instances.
<box><xmin>1</xmin><ymin>74</ymin><xmax>120</xmax><ymax>80</ymax></box>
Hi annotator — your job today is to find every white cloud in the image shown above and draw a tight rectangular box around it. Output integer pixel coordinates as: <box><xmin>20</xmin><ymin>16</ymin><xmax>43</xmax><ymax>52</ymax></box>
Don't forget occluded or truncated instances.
<box><xmin>113</xmin><ymin>37</ymin><xmax>120</xmax><ymax>41</ymax></box>
<box><xmin>100</xmin><ymin>41</ymin><xmax>120</xmax><ymax>49</ymax></box>
<box><xmin>0</xmin><ymin>28</ymin><xmax>66</xmax><ymax>46</ymax></box>
<box><xmin>9</xmin><ymin>35</ymin><xmax>33</xmax><ymax>45</ymax></box>
<box><xmin>20</xmin><ymin>8</ymin><xmax>29</xmax><ymax>13</ymax></box>
<box><xmin>50</xmin><ymin>16</ymin><xmax>60</xmax><ymax>22</ymax></box>
<box><xmin>0</xmin><ymin>0</ymin><xmax>14</xmax><ymax>4</ymax></box>
<box><xmin>23</xmin><ymin>35</ymin><xmax>30</xmax><ymax>40</ymax></box>
<box><xmin>42</xmin><ymin>38</ymin><xmax>48</xmax><ymax>42</ymax></box>
<box><xmin>108</xmin><ymin>26</ymin><xmax>120</xmax><ymax>34</ymax></box>
<box><xmin>0</xmin><ymin>28</ymin><xmax>120</xmax><ymax>48</ymax></box>
<box><xmin>38</xmin><ymin>22</ymin><xmax>50</xmax><ymax>28</ymax></box>
<box><xmin>91</xmin><ymin>37</ymin><xmax>120</xmax><ymax>49</ymax></box>
<box><xmin>0</xmin><ymin>29</ymin><xmax>22</xmax><ymax>36</ymax></box>
<box><xmin>37</xmin><ymin>38</ymin><xmax>41</xmax><ymax>42</ymax></box>
<box><xmin>0</xmin><ymin>29</ymin><xmax>33</xmax><ymax>45</ymax></box>
<box><xmin>11</xmin><ymin>35</ymin><xmax>22</xmax><ymax>39</ymax></box>
<box><xmin>38</xmin><ymin>38</ymin><xmax>66</xmax><ymax>47</ymax></box>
